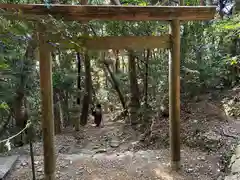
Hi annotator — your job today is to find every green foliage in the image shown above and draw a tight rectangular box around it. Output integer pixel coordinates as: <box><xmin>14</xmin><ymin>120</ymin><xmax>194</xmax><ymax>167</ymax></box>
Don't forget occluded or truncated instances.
<box><xmin>213</xmin><ymin>15</ymin><xmax>240</xmax><ymax>35</ymax></box>
<box><xmin>121</xmin><ymin>0</ymin><xmax>148</xmax><ymax>5</ymax></box>
<box><xmin>179</xmin><ymin>13</ymin><xmax>240</xmax><ymax>93</ymax></box>
<box><xmin>0</xmin><ymin>102</ymin><xmax>9</xmax><ymax>110</ymax></box>
<box><xmin>0</xmin><ymin>0</ymin><xmax>239</xmax><ymax>141</ymax></box>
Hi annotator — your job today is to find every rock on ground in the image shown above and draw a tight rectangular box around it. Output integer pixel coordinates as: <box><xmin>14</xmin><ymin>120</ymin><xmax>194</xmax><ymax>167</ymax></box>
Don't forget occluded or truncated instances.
<box><xmin>0</xmin><ymin>155</ymin><xmax>19</xmax><ymax>179</ymax></box>
<box><xmin>225</xmin><ymin>144</ymin><xmax>240</xmax><ymax>180</ymax></box>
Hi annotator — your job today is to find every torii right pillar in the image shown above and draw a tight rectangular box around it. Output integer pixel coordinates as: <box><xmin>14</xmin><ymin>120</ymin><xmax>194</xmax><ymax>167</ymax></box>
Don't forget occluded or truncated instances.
<box><xmin>169</xmin><ymin>19</ymin><xmax>181</xmax><ymax>170</ymax></box>
<box><xmin>169</xmin><ymin>0</ymin><xmax>184</xmax><ymax>170</ymax></box>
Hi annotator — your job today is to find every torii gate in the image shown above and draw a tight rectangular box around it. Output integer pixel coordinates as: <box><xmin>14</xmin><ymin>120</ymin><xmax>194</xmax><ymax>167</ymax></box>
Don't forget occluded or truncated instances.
<box><xmin>0</xmin><ymin>3</ymin><xmax>216</xmax><ymax>179</ymax></box>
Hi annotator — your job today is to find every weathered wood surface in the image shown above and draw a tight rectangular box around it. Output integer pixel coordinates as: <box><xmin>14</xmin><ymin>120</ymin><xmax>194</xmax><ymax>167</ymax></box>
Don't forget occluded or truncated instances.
<box><xmin>47</xmin><ymin>35</ymin><xmax>171</xmax><ymax>50</ymax></box>
<box><xmin>169</xmin><ymin>19</ymin><xmax>181</xmax><ymax>170</ymax></box>
<box><xmin>0</xmin><ymin>4</ymin><xmax>216</xmax><ymax>21</ymax></box>
<box><xmin>84</xmin><ymin>35</ymin><xmax>171</xmax><ymax>50</ymax></box>
<box><xmin>167</xmin><ymin>0</ymin><xmax>183</xmax><ymax>171</ymax></box>
<box><xmin>38</xmin><ymin>26</ymin><xmax>56</xmax><ymax>179</ymax></box>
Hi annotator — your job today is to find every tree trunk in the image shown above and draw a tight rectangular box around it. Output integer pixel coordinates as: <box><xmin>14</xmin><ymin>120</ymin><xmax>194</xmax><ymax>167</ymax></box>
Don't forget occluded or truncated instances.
<box><xmin>200</xmin><ymin>0</ymin><xmax>205</xmax><ymax>5</ymax></box>
<box><xmin>79</xmin><ymin>0</ymin><xmax>91</xmax><ymax>126</ymax></box>
<box><xmin>230</xmin><ymin>37</ymin><xmax>238</xmax><ymax>56</ymax></box>
<box><xmin>62</xmin><ymin>91</ymin><xmax>70</xmax><ymax>127</ymax></box>
<box><xmin>115</xmin><ymin>50</ymin><xmax>120</xmax><ymax>73</ymax></box>
<box><xmin>13</xmin><ymin>91</ymin><xmax>28</xmax><ymax>146</ymax></box>
<box><xmin>121</xmin><ymin>56</ymin><xmax>126</xmax><ymax>73</ymax></box>
<box><xmin>51</xmin><ymin>51</ymin><xmax>63</xmax><ymax>133</ymax></box>
<box><xmin>139</xmin><ymin>49</ymin><xmax>151</xmax><ymax>131</ymax></box>
<box><xmin>53</xmin><ymin>90</ymin><xmax>62</xmax><ymax>134</ymax></box>
<box><xmin>0</xmin><ymin>113</ymin><xmax>11</xmax><ymax>137</ymax></box>
<box><xmin>76</xmin><ymin>52</ymin><xmax>81</xmax><ymax>105</ymax></box>
<box><xmin>13</xmin><ymin>32</ymin><xmax>37</xmax><ymax>146</ymax></box>
<box><xmin>103</xmin><ymin>60</ymin><xmax>127</xmax><ymax>111</ymax></box>
<box><xmin>80</xmin><ymin>53</ymin><xmax>92</xmax><ymax>126</ymax></box>
<box><xmin>144</xmin><ymin>50</ymin><xmax>150</xmax><ymax>107</ymax></box>
<box><xmin>180</xmin><ymin>24</ymin><xmax>188</xmax><ymax>66</ymax></box>
<box><xmin>74</xmin><ymin>52</ymin><xmax>82</xmax><ymax>131</ymax></box>
<box><xmin>128</xmin><ymin>50</ymin><xmax>140</xmax><ymax>126</ymax></box>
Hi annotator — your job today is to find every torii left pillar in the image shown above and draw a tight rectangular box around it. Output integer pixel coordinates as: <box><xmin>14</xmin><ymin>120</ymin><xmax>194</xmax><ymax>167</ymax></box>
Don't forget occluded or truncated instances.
<box><xmin>38</xmin><ymin>25</ymin><xmax>56</xmax><ymax>180</ymax></box>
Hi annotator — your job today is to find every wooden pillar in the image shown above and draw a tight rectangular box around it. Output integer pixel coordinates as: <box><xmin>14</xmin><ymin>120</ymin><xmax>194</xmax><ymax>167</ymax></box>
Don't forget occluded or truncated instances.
<box><xmin>169</xmin><ymin>19</ymin><xmax>181</xmax><ymax>171</ymax></box>
<box><xmin>38</xmin><ymin>25</ymin><xmax>56</xmax><ymax>180</ymax></box>
<box><xmin>168</xmin><ymin>0</ymin><xmax>183</xmax><ymax>171</ymax></box>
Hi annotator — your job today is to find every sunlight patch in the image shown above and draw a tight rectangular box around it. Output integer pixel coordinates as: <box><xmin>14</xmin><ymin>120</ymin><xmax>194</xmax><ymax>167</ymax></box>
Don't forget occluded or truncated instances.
<box><xmin>153</xmin><ymin>166</ymin><xmax>174</xmax><ymax>180</ymax></box>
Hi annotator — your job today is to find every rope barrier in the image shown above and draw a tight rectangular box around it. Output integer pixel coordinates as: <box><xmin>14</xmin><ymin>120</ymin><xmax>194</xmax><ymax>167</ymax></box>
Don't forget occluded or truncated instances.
<box><xmin>0</xmin><ymin>120</ymin><xmax>31</xmax><ymax>144</ymax></box>
<box><xmin>0</xmin><ymin>119</ymin><xmax>36</xmax><ymax>180</ymax></box>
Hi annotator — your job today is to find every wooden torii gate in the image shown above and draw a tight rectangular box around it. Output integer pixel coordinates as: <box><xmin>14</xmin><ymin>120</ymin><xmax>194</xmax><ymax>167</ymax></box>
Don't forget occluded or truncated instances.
<box><xmin>0</xmin><ymin>3</ymin><xmax>216</xmax><ymax>179</ymax></box>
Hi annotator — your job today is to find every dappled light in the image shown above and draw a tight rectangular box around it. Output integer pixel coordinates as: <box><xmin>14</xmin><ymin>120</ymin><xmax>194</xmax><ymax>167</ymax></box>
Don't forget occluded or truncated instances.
<box><xmin>153</xmin><ymin>166</ymin><xmax>175</xmax><ymax>180</ymax></box>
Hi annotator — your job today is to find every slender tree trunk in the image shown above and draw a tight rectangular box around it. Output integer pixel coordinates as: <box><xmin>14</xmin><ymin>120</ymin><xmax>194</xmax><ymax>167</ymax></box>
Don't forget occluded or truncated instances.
<box><xmin>0</xmin><ymin>113</ymin><xmax>11</xmax><ymax>137</ymax></box>
<box><xmin>51</xmin><ymin>51</ymin><xmax>63</xmax><ymax>133</ymax></box>
<box><xmin>219</xmin><ymin>0</ymin><xmax>224</xmax><ymax>19</ymax></box>
<box><xmin>144</xmin><ymin>50</ymin><xmax>150</xmax><ymax>108</ymax></box>
<box><xmin>74</xmin><ymin>52</ymin><xmax>81</xmax><ymax>131</ymax></box>
<box><xmin>121</xmin><ymin>56</ymin><xmax>126</xmax><ymax>73</ymax></box>
<box><xmin>76</xmin><ymin>52</ymin><xmax>81</xmax><ymax>105</ymax></box>
<box><xmin>128</xmin><ymin>50</ymin><xmax>140</xmax><ymax>126</ymax></box>
<box><xmin>13</xmin><ymin>92</ymin><xmax>28</xmax><ymax>146</ymax></box>
<box><xmin>80</xmin><ymin>53</ymin><xmax>92</xmax><ymax>126</ymax></box>
<box><xmin>104</xmin><ymin>60</ymin><xmax>127</xmax><ymax>111</ymax></box>
<box><xmin>139</xmin><ymin>49</ymin><xmax>151</xmax><ymax>130</ymax></box>
<box><xmin>13</xmin><ymin>32</ymin><xmax>37</xmax><ymax>146</ymax></box>
<box><xmin>180</xmin><ymin>24</ymin><xmax>188</xmax><ymax>66</ymax></box>
<box><xmin>115</xmin><ymin>50</ymin><xmax>120</xmax><ymax>73</ymax></box>
<box><xmin>79</xmin><ymin>0</ymin><xmax>92</xmax><ymax>126</ymax></box>
<box><xmin>200</xmin><ymin>0</ymin><xmax>205</xmax><ymax>5</ymax></box>
<box><xmin>53</xmin><ymin>90</ymin><xmax>62</xmax><ymax>134</ymax></box>
<box><xmin>62</xmin><ymin>91</ymin><xmax>70</xmax><ymax>127</ymax></box>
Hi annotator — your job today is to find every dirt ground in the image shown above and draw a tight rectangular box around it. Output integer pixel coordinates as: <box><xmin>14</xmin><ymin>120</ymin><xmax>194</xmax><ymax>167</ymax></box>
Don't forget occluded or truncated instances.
<box><xmin>4</xmin><ymin>88</ymin><xmax>240</xmax><ymax>180</ymax></box>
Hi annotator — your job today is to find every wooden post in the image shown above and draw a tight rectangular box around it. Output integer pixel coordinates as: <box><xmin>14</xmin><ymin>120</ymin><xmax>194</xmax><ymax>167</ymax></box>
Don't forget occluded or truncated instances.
<box><xmin>168</xmin><ymin>0</ymin><xmax>183</xmax><ymax>171</ymax></box>
<box><xmin>28</xmin><ymin>123</ymin><xmax>36</xmax><ymax>180</ymax></box>
<box><xmin>169</xmin><ymin>19</ymin><xmax>181</xmax><ymax>171</ymax></box>
<box><xmin>38</xmin><ymin>25</ymin><xmax>56</xmax><ymax>180</ymax></box>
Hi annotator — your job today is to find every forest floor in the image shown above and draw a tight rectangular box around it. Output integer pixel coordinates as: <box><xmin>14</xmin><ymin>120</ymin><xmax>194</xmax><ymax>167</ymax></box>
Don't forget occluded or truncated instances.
<box><xmin>3</xmin><ymin>87</ymin><xmax>240</xmax><ymax>180</ymax></box>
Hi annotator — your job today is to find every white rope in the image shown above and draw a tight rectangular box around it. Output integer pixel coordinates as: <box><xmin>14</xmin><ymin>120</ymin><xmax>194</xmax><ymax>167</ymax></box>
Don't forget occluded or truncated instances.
<box><xmin>0</xmin><ymin>120</ymin><xmax>31</xmax><ymax>144</ymax></box>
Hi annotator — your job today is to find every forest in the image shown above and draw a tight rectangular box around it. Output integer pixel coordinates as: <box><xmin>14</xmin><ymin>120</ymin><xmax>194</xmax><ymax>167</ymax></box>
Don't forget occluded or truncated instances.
<box><xmin>0</xmin><ymin>0</ymin><xmax>240</xmax><ymax>179</ymax></box>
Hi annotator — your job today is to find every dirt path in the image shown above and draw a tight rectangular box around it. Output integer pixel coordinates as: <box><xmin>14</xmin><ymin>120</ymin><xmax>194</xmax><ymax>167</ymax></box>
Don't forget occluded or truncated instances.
<box><xmin>6</xmin><ymin>149</ymin><xmax>220</xmax><ymax>180</ymax></box>
<box><xmin>3</xmin><ymin>89</ymin><xmax>240</xmax><ymax>180</ymax></box>
<box><xmin>5</xmin><ymin>113</ymin><xmax>228</xmax><ymax>180</ymax></box>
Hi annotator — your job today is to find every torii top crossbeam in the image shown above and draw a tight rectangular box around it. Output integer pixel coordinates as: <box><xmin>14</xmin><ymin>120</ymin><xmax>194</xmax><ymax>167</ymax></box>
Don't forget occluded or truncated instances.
<box><xmin>0</xmin><ymin>4</ymin><xmax>216</xmax><ymax>21</ymax></box>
